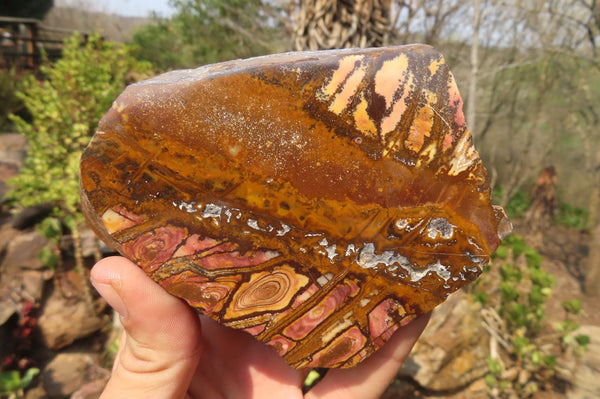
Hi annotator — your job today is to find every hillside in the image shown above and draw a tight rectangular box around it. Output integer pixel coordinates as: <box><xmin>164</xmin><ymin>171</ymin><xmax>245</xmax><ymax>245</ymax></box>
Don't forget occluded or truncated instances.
<box><xmin>42</xmin><ymin>6</ymin><xmax>152</xmax><ymax>43</ymax></box>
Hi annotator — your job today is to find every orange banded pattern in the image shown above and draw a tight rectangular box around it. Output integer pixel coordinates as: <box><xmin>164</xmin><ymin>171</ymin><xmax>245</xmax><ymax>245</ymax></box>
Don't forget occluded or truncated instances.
<box><xmin>80</xmin><ymin>45</ymin><xmax>511</xmax><ymax>369</ymax></box>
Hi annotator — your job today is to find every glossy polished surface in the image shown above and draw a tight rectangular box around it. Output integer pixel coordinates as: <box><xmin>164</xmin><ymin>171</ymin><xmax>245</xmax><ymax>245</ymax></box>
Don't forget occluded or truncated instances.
<box><xmin>80</xmin><ymin>45</ymin><xmax>511</xmax><ymax>369</ymax></box>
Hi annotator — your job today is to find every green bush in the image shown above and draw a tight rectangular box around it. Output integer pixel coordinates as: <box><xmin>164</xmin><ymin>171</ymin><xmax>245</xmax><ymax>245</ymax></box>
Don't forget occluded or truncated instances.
<box><xmin>492</xmin><ymin>186</ymin><xmax>531</xmax><ymax>219</ymax></box>
<box><xmin>0</xmin><ymin>68</ymin><xmax>27</xmax><ymax>131</ymax></box>
<box><xmin>7</xmin><ymin>33</ymin><xmax>150</xmax><ymax>218</ymax></box>
<box><xmin>475</xmin><ymin>234</ymin><xmax>588</xmax><ymax>397</ymax></box>
<box><xmin>0</xmin><ymin>368</ymin><xmax>39</xmax><ymax>398</ymax></box>
<box><xmin>132</xmin><ymin>0</ymin><xmax>287</xmax><ymax>70</ymax></box>
<box><xmin>555</xmin><ymin>202</ymin><xmax>590</xmax><ymax>229</ymax></box>
<box><xmin>6</xmin><ymin>33</ymin><xmax>150</xmax><ymax>269</ymax></box>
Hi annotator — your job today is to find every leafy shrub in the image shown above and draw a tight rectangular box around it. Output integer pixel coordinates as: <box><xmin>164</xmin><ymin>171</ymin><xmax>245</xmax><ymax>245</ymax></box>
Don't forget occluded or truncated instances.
<box><xmin>7</xmin><ymin>33</ymin><xmax>150</xmax><ymax>214</ymax></box>
<box><xmin>492</xmin><ymin>186</ymin><xmax>531</xmax><ymax>219</ymax></box>
<box><xmin>475</xmin><ymin>234</ymin><xmax>588</xmax><ymax>397</ymax></box>
<box><xmin>6</xmin><ymin>33</ymin><xmax>150</xmax><ymax>268</ymax></box>
<box><xmin>554</xmin><ymin>202</ymin><xmax>589</xmax><ymax>229</ymax></box>
<box><xmin>0</xmin><ymin>68</ymin><xmax>27</xmax><ymax>131</ymax></box>
<box><xmin>0</xmin><ymin>368</ymin><xmax>39</xmax><ymax>398</ymax></box>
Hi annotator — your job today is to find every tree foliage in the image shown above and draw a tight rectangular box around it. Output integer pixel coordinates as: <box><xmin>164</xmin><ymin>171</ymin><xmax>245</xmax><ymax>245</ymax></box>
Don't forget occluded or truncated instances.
<box><xmin>132</xmin><ymin>0</ymin><xmax>288</xmax><ymax>70</ymax></box>
<box><xmin>0</xmin><ymin>0</ymin><xmax>54</xmax><ymax>20</ymax></box>
<box><xmin>7</xmin><ymin>34</ymin><xmax>150</xmax><ymax>219</ymax></box>
<box><xmin>131</xmin><ymin>22</ymin><xmax>194</xmax><ymax>71</ymax></box>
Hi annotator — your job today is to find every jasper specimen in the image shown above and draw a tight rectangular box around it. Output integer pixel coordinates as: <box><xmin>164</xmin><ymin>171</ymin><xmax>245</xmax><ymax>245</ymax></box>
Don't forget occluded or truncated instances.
<box><xmin>80</xmin><ymin>45</ymin><xmax>511</xmax><ymax>369</ymax></box>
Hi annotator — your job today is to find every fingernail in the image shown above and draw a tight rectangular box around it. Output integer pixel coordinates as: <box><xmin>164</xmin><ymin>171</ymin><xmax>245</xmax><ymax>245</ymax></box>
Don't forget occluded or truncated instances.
<box><xmin>91</xmin><ymin>269</ymin><xmax>128</xmax><ymax>318</ymax></box>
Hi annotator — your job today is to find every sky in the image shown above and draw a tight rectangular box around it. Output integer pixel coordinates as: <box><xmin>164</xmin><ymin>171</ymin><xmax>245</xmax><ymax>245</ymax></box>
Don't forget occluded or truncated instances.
<box><xmin>100</xmin><ymin>0</ymin><xmax>176</xmax><ymax>17</ymax></box>
<box><xmin>57</xmin><ymin>0</ymin><xmax>176</xmax><ymax>18</ymax></box>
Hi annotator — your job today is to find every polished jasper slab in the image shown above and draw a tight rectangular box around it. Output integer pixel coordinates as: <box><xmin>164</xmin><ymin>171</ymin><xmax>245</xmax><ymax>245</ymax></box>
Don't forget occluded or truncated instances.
<box><xmin>80</xmin><ymin>45</ymin><xmax>511</xmax><ymax>369</ymax></box>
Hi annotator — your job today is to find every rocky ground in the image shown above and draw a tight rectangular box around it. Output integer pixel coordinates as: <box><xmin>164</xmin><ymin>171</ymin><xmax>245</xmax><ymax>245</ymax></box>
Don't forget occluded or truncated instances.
<box><xmin>1</xmin><ymin>132</ymin><xmax>598</xmax><ymax>398</ymax></box>
<box><xmin>383</xmin><ymin>222</ymin><xmax>600</xmax><ymax>399</ymax></box>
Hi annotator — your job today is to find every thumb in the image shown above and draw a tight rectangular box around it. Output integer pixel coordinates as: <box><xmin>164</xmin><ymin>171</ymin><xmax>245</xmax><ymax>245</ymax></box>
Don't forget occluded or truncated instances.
<box><xmin>91</xmin><ymin>256</ymin><xmax>202</xmax><ymax>399</ymax></box>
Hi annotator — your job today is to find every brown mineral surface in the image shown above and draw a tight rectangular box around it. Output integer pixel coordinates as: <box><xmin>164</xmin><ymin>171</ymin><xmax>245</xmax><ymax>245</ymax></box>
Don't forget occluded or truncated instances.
<box><xmin>80</xmin><ymin>44</ymin><xmax>511</xmax><ymax>369</ymax></box>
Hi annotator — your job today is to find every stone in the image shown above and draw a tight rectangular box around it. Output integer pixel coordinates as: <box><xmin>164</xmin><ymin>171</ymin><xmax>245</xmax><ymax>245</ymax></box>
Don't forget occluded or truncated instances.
<box><xmin>41</xmin><ymin>353</ymin><xmax>103</xmax><ymax>398</ymax></box>
<box><xmin>71</xmin><ymin>378</ymin><xmax>110</xmax><ymax>399</ymax></box>
<box><xmin>0</xmin><ymin>293</ymin><xmax>18</xmax><ymax>325</ymax></box>
<box><xmin>398</xmin><ymin>291</ymin><xmax>489</xmax><ymax>391</ymax></box>
<box><xmin>0</xmin><ymin>225</ymin><xmax>42</xmax><ymax>324</ymax></box>
<box><xmin>11</xmin><ymin>203</ymin><xmax>55</xmax><ymax>230</ymax></box>
<box><xmin>24</xmin><ymin>386</ymin><xmax>47</xmax><ymax>399</ymax></box>
<box><xmin>21</xmin><ymin>270</ymin><xmax>45</xmax><ymax>302</ymax></box>
<box><xmin>0</xmin><ymin>162</ymin><xmax>19</xmax><ymax>201</ymax></box>
<box><xmin>60</xmin><ymin>226</ymin><xmax>115</xmax><ymax>259</ymax></box>
<box><xmin>1</xmin><ymin>230</ymin><xmax>49</xmax><ymax>271</ymax></box>
<box><xmin>80</xmin><ymin>45</ymin><xmax>510</xmax><ymax>368</ymax></box>
<box><xmin>0</xmin><ymin>223</ymin><xmax>19</xmax><ymax>262</ymax></box>
<box><xmin>0</xmin><ymin>133</ymin><xmax>27</xmax><ymax>201</ymax></box>
<box><xmin>38</xmin><ymin>285</ymin><xmax>105</xmax><ymax>350</ymax></box>
<box><xmin>568</xmin><ymin>325</ymin><xmax>600</xmax><ymax>399</ymax></box>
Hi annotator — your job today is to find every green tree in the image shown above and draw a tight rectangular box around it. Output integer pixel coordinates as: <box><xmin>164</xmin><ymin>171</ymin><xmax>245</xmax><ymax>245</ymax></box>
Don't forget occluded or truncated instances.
<box><xmin>132</xmin><ymin>0</ymin><xmax>288</xmax><ymax>70</ymax></box>
<box><xmin>132</xmin><ymin>19</ymin><xmax>196</xmax><ymax>70</ymax></box>
<box><xmin>0</xmin><ymin>0</ymin><xmax>54</xmax><ymax>19</ymax></box>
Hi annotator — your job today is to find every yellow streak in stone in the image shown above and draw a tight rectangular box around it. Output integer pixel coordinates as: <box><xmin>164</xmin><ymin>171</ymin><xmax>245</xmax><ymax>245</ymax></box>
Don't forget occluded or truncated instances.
<box><xmin>223</xmin><ymin>313</ymin><xmax>273</xmax><ymax>329</ymax></box>
<box><xmin>428</xmin><ymin>58</ymin><xmax>443</xmax><ymax>77</ymax></box>
<box><xmin>328</xmin><ymin>63</ymin><xmax>368</xmax><ymax>115</ymax></box>
<box><xmin>101</xmin><ymin>208</ymin><xmax>128</xmax><ymax>234</ymax></box>
<box><xmin>380</xmin><ymin>71</ymin><xmax>414</xmax><ymax>137</ymax></box>
<box><xmin>416</xmin><ymin>143</ymin><xmax>438</xmax><ymax>167</ymax></box>
<box><xmin>353</xmin><ymin>93</ymin><xmax>377</xmax><ymax>138</ymax></box>
<box><xmin>228</xmin><ymin>144</ymin><xmax>242</xmax><ymax>157</ymax></box>
<box><xmin>448</xmin><ymin>129</ymin><xmax>478</xmax><ymax>175</ymax></box>
<box><xmin>321</xmin><ymin>318</ymin><xmax>353</xmax><ymax>344</ymax></box>
<box><xmin>374</xmin><ymin>53</ymin><xmax>409</xmax><ymax>109</ymax></box>
<box><xmin>382</xmin><ymin>136</ymin><xmax>400</xmax><ymax>158</ymax></box>
<box><xmin>318</xmin><ymin>55</ymin><xmax>364</xmax><ymax>101</ymax></box>
<box><xmin>404</xmin><ymin>91</ymin><xmax>437</xmax><ymax>153</ymax></box>
<box><xmin>113</xmin><ymin>99</ymin><xmax>129</xmax><ymax>123</ymax></box>
<box><xmin>113</xmin><ymin>99</ymin><xmax>127</xmax><ymax>113</ymax></box>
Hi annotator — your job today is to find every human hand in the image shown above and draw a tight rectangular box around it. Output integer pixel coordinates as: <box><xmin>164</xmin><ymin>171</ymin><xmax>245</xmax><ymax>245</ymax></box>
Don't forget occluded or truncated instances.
<box><xmin>91</xmin><ymin>256</ymin><xmax>430</xmax><ymax>399</ymax></box>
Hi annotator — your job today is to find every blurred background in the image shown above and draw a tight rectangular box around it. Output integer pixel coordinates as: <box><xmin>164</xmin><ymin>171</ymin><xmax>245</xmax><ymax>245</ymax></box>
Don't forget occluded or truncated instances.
<box><xmin>0</xmin><ymin>1</ymin><xmax>598</xmax><ymax>398</ymax></box>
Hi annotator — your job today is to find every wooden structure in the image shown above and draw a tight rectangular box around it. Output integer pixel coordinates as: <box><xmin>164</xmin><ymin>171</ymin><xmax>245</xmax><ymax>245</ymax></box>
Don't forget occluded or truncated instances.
<box><xmin>0</xmin><ymin>16</ymin><xmax>74</xmax><ymax>71</ymax></box>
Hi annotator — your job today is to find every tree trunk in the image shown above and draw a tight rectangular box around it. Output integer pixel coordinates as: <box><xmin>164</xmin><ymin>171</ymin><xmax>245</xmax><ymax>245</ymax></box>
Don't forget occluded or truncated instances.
<box><xmin>292</xmin><ymin>0</ymin><xmax>393</xmax><ymax>51</ymax></box>
<box><xmin>467</xmin><ymin>0</ymin><xmax>480</xmax><ymax>134</ymax></box>
<box><xmin>586</xmin><ymin>222</ymin><xmax>600</xmax><ymax>298</ymax></box>
<box><xmin>585</xmin><ymin>143</ymin><xmax>600</xmax><ymax>297</ymax></box>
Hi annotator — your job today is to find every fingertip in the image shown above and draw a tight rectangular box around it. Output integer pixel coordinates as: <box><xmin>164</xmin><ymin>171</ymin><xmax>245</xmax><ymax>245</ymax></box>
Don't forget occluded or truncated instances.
<box><xmin>91</xmin><ymin>255</ymin><xmax>171</xmax><ymax>310</ymax></box>
<box><xmin>90</xmin><ymin>256</ymin><xmax>140</xmax><ymax>287</ymax></box>
<box><xmin>90</xmin><ymin>256</ymin><xmax>136</xmax><ymax>318</ymax></box>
